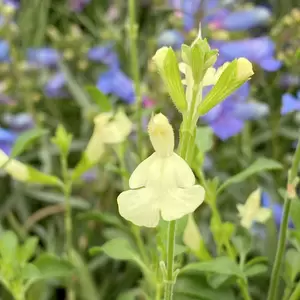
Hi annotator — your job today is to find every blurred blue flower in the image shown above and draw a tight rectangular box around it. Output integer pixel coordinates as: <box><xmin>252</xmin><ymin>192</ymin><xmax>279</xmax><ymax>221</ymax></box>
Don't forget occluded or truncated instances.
<box><xmin>261</xmin><ymin>192</ymin><xmax>294</xmax><ymax>228</ymax></box>
<box><xmin>69</xmin><ymin>0</ymin><xmax>91</xmax><ymax>12</ymax></box>
<box><xmin>169</xmin><ymin>0</ymin><xmax>201</xmax><ymax>31</ymax></box>
<box><xmin>44</xmin><ymin>72</ymin><xmax>68</xmax><ymax>98</ymax></box>
<box><xmin>3</xmin><ymin>0</ymin><xmax>19</xmax><ymax>8</ymax></box>
<box><xmin>218</xmin><ymin>37</ymin><xmax>281</xmax><ymax>72</ymax></box>
<box><xmin>3</xmin><ymin>113</ymin><xmax>34</xmax><ymax>131</ymax></box>
<box><xmin>0</xmin><ymin>40</ymin><xmax>10</xmax><ymax>62</ymax></box>
<box><xmin>0</xmin><ymin>128</ymin><xmax>17</xmax><ymax>155</ymax></box>
<box><xmin>211</xmin><ymin>6</ymin><xmax>271</xmax><ymax>31</ymax></box>
<box><xmin>281</xmin><ymin>90</ymin><xmax>300</xmax><ymax>115</ymax></box>
<box><xmin>157</xmin><ymin>30</ymin><xmax>184</xmax><ymax>49</ymax></box>
<box><xmin>81</xmin><ymin>168</ymin><xmax>98</xmax><ymax>182</ymax></box>
<box><xmin>88</xmin><ymin>44</ymin><xmax>119</xmax><ymax>67</ymax></box>
<box><xmin>202</xmin><ymin>83</ymin><xmax>269</xmax><ymax>140</ymax></box>
<box><xmin>97</xmin><ymin>68</ymin><xmax>135</xmax><ymax>104</ymax></box>
<box><xmin>27</xmin><ymin>48</ymin><xmax>60</xmax><ymax>66</ymax></box>
<box><xmin>279</xmin><ymin>74</ymin><xmax>300</xmax><ymax>88</ymax></box>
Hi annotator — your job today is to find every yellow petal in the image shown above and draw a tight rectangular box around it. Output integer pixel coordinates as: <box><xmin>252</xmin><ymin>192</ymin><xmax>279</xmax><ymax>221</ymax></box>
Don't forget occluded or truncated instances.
<box><xmin>0</xmin><ymin>150</ymin><xmax>29</xmax><ymax>181</ymax></box>
<box><xmin>244</xmin><ymin>189</ymin><xmax>261</xmax><ymax>212</ymax></box>
<box><xmin>160</xmin><ymin>185</ymin><xmax>205</xmax><ymax>221</ymax></box>
<box><xmin>236</xmin><ymin>58</ymin><xmax>254</xmax><ymax>81</ymax></box>
<box><xmin>168</xmin><ymin>153</ymin><xmax>195</xmax><ymax>187</ymax></box>
<box><xmin>148</xmin><ymin>113</ymin><xmax>174</xmax><ymax>157</ymax></box>
<box><xmin>129</xmin><ymin>153</ymin><xmax>157</xmax><ymax>189</ymax></box>
<box><xmin>202</xmin><ymin>67</ymin><xmax>217</xmax><ymax>86</ymax></box>
<box><xmin>117</xmin><ymin>188</ymin><xmax>160</xmax><ymax>227</ymax></box>
<box><xmin>254</xmin><ymin>208</ymin><xmax>272</xmax><ymax>224</ymax></box>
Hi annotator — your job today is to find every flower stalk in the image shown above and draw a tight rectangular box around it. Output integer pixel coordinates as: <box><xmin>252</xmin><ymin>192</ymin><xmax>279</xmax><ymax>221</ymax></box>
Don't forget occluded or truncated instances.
<box><xmin>267</xmin><ymin>138</ymin><xmax>300</xmax><ymax>300</ymax></box>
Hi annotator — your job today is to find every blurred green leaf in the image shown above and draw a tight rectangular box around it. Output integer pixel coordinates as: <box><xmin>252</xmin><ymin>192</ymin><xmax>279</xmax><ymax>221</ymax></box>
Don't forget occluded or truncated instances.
<box><xmin>244</xmin><ymin>264</ymin><xmax>268</xmax><ymax>278</ymax></box>
<box><xmin>79</xmin><ymin>211</ymin><xmax>125</xmax><ymax>229</ymax></box>
<box><xmin>290</xmin><ymin>199</ymin><xmax>300</xmax><ymax>230</ymax></box>
<box><xmin>232</xmin><ymin>228</ymin><xmax>252</xmax><ymax>257</ymax></box>
<box><xmin>18</xmin><ymin>237</ymin><xmax>39</xmax><ymax>264</ymax></box>
<box><xmin>0</xmin><ymin>230</ymin><xmax>19</xmax><ymax>261</ymax></box>
<box><xmin>11</xmin><ymin>128</ymin><xmax>48</xmax><ymax>158</ymax></box>
<box><xmin>21</xmin><ymin>263</ymin><xmax>41</xmax><ymax>280</ymax></box>
<box><xmin>85</xmin><ymin>86</ymin><xmax>112</xmax><ymax>112</ymax></box>
<box><xmin>174</xmin><ymin>274</ymin><xmax>235</xmax><ymax>300</ymax></box>
<box><xmin>285</xmin><ymin>248</ymin><xmax>300</xmax><ymax>283</ymax></box>
<box><xmin>218</xmin><ymin>158</ymin><xmax>282</xmax><ymax>193</ymax></box>
<box><xmin>195</xmin><ymin>126</ymin><xmax>214</xmax><ymax>153</ymax></box>
<box><xmin>181</xmin><ymin>257</ymin><xmax>245</xmax><ymax>280</ymax></box>
<box><xmin>89</xmin><ymin>238</ymin><xmax>140</xmax><ymax>262</ymax></box>
<box><xmin>33</xmin><ymin>253</ymin><xmax>75</xmax><ymax>279</ymax></box>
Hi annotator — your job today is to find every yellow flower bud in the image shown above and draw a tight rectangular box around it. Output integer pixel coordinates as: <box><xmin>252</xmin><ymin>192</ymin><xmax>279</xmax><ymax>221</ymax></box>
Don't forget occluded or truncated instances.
<box><xmin>152</xmin><ymin>47</ymin><xmax>169</xmax><ymax>71</ymax></box>
<box><xmin>236</xmin><ymin>58</ymin><xmax>254</xmax><ymax>81</ymax></box>
<box><xmin>148</xmin><ymin>113</ymin><xmax>174</xmax><ymax>157</ymax></box>
<box><xmin>0</xmin><ymin>150</ymin><xmax>29</xmax><ymax>181</ymax></box>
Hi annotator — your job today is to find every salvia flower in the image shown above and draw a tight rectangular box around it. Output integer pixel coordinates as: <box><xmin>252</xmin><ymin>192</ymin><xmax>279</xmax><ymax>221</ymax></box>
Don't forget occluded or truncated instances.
<box><xmin>218</xmin><ymin>37</ymin><xmax>281</xmax><ymax>72</ymax></box>
<box><xmin>0</xmin><ymin>40</ymin><xmax>10</xmax><ymax>62</ymax></box>
<box><xmin>87</xmin><ymin>44</ymin><xmax>119</xmax><ymax>67</ymax></box>
<box><xmin>2</xmin><ymin>113</ymin><xmax>34</xmax><ymax>132</ymax></box>
<box><xmin>261</xmin><ymin>192</ymin><xmax>294</xmax><ymax>228</ymax></box>
<box><xmin>281</xmin><ymin>90</ymin><xmax>300</xmax><ymax>115</ymax></box>
<box><xmin>210</xmin><ymin>6</ymin><xmax>271</xmax><ymax>31</ymax></box>
<box><xmin>69</xmin><ymin>0</ymin><xmax>91</xmax><ymax>12</ymax></box>
<box><xmin>0</xmin><ymin>128</ymin><xmax>17</xmax><ymax>155</ymax></box>
<box><xmin>237</xmin><ymin>189</ymin><xmax>271</xmax><ymax>229</ymax></box>
<box><xmin>97</xmin><ymin>68</ymin><xmax>135</xmax><ymax>104</ymax></box>
<box><xmin>44</xmin><ymin>72</ymin><xmax>68</xmax><ymax>98</ymax></box>
<box><xmin>157</xmin><ymin>29</ymin><xmax>185</xmax><ymax>49</ymax></box>
<box><xmin>117</xmin><ymin>113</ymin><xmax>205</xmax><ymax>227</ymax></box>
<box><xmin>27</xmin><ymin>48</ymin><xmax>60</xmax><ymax>67</ymax></box>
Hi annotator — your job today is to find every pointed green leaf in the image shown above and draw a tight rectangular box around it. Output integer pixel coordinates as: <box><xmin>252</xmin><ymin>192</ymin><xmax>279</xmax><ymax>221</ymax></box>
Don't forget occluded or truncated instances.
<box><xmin>85</xmin><ymin>86</ymin><xmax>112</xmax><ymax>112</ymax></box>
<box><xmin>218</xmin><ymin>157</ymin><xmax>282</xmax><ymax>193</ymax></box>
<box><xmin>11</xmin><ymin>128</ymin><xmax>48</xmax><ymax>158</ymax></box>
<box><xmin>244</xmin><ymin>264</ymin><xmax>268</xmax><ymax>278</ymax></box>
<box><xmin>181</xmin><ymin>257</ymin><xmax>245</xmax><ymax>280</ymax></box>
<box><xmin>34</xmin><ymin>254</ymin><xmax>75</xmax><ymax>279</ymax></box>
<box><xmin>0</xmin><ymin>230</ymin><xmax>19</xmax><ymax>261</ymax></box>
<box><xmin>195</xmin><ymin>126</ymin><xmax>214</xmax><ymax>153</ymax></box>
<box><xmin>18</xmin><ymin>237</ymin><xmax>39</xmax><ymax>264</ymax></box>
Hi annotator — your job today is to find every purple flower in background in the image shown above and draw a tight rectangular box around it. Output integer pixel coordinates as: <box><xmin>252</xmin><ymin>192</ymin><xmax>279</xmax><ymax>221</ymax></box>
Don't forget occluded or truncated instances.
<box><xmin>281</xmin><ymin>90</ymin><xmax>300</xmax><ymax>115</ymax></box>
<box><xmin>202</xmin><ymin>83</ymin><xmax>269</xmax><ymax>140</ymax></box>
<box><xmin>218</xmin><ymin>37</ymin><xmax>281</xmax><ymax>72</ymax></box>
<box><xmin>88</xmin><ymin>44</ymin><xmax>119</xmax><ymax>67</ymax></box>
<box><xmin>3</xmin><ymin>0</ymin><xmax>19</xmax><ymax>8</ymax></box>
<box><xmin>2</xmin><ymin>113</ymin><xmax>34</xmax><ymax>132</ymax></box>
<box><xmin>69</xmin><ymin>0</ymin><xmax>91</xmax><ymax>12</ymax></box>
<box><xmin>0</xmin><ymin>40</ymin><xmax>10</xmax><ymax>62</ymax></box>
<box><xmin>97</xmin><ymin>68</ymin><xmax>135</xmax><ymax>104</ymax></box>
<box><xmin>157</xmin><ymin>30</ymin><xmax>185</xmax><ymax>49</ymax></box>
<box><xmin>261</xmin><ymin>192</ymin><xmax>294</xmax><ymax>228</ymax></box>
<box><xmin>27</xmin><ymin>48</ymin><xmax>60</xmax><ymax>67</ymax></box>
<box><xmin>44</xmin><ymin>72</ymin><xmax>68</xmax><ymax>98</ymax></box>
<box><xmin>210</xmin><ymin>6</ymin><xmax>271</xmax><ymax>31</ymax></box>
<box><xmin>0</xmin><ymin>128</ymin><xmax>17</xmax><ymax>155</ymax></box>
<box><xmin>279</xmin><ymin>74</ymin><xmax>300</xmax><ymax>88</ymax></box>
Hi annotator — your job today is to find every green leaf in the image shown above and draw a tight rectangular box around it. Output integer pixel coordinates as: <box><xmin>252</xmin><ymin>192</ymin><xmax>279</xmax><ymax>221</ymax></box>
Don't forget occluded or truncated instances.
<box><xmin>27</xmin><ymin>166</ymin><xmax>63</xmax><ymax>187</ymax></box>
<box><xmin>174</xmin><ymin>274</ymin><xmax>235</xmax><ymax>300</ymax></box>
<box><xmin>0</xmin><ymin>230</ymin><xmax>19</xmax><ymax>261</ymax></box>
<box><xmin>116</xmin><ymin>289</ymin><xmax>143</xmax><ymax>300</ymax></box>
<box><xmin>218</xmin><ymin>157</ymin><xmax>282</xmax><ymax>193</ymax></box>
<box><xmin>244</xmin><ymin>264</ymin><xmax>268</xmax><ymax>278</ymax></box>
<box><xmin>232</xmin><ymin>228</ymin><xmax>252</xmax><ymax>257</ymax></box>
<box><xmin>181</xmin><ymin>257</ymin><xmax>245</xmax><ymax>280</ymax></box>
<box><xmin>285</xmin><ymin>248</ymin><xmax>300</xmax><ymax>283</ymax></box>
<box><xmin>195</xmin><ymin>126</ymin><xmax>214</xmax><ymax>153</ymax></box>
<box><xmin>290</xmin><ymin>199</ymin><xmax>300</xmax><ymax>230</ymax></box>
<box><xmin>34</xmin><ymin>254</ymin><xmax>75</xmax><ymax>279</ymax></box>
<box><xmin>18</xmin><ymin>237</ymin><xmax>39</xmax><ymax>264</ymax></box>
<box><xmin>78</xmin><ymin>211</ymin><xmax>125</xmax><ymax>229</ymax></box>
<box><xmin>85</xmin><ymin>86</ymin><xmax>112</xmax><ymax>112</ymax></box>
<box><xmin>21</xmin><ymin>263</ymin><xmax>41</xmax><ymax>280</ymax></box>
<box><xmin>11</xmin><ymin>128</ymin><xmax>48</xmax><ymax>158</ymax></box>
<box><xmin>89</xmin><ymin>238</ymin><xmax>140</xmax><ymax>262</ymax></box>
<box><xmin>51</xmin><ymin>125</ymin><xmax>72</xmax><ymax>157</ymax></box>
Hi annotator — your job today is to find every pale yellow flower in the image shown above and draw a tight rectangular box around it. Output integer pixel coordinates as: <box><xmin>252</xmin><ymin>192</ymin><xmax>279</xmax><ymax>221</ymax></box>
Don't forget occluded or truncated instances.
<box><xmin>85</xmin><ymin>110</ymin><xmax>132</xmax><ymax>163</ymax></box>
<box><xmin>236</xmin><ymin>57</ymin><xmax>254</xmax><ymax>81</ymax></box>
<box><xmin>237</xmin><ymin>188</ymin><xmax>271</xmax><ymax>229</ymax></box>
<box><xmin>117</xmin><ymin>113</ymin><xmax>205</xmax><ymax>227</ymax></box>
<box><xmin>0</xmin><ymin>150</ymin><xmax>29</xmax><ymax>181</ymax></box>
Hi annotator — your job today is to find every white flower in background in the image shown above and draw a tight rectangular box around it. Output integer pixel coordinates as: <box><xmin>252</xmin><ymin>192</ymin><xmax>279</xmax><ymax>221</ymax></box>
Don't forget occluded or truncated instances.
<box><xmin>237</xmin><ymin>188</ymin><xmax>271</xmax><ymax>229</ymax></box>
<box><xmin>0</xmin><ymin>150</ymin><xmax>29</xmax><ymax>181</ymax></box>
<box><xmin>85</xmin><ymin>110</ymin><xmax>132</xmax><ymax>164</ymax></box>
<box><xmin>117</xmin><ymin>113</ymin><xmax>205</xmax><ymax>227</ymax></box>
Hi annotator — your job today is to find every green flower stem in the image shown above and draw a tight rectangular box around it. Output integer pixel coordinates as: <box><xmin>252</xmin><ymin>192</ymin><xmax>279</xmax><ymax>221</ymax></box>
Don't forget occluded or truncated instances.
<box><xmin>289</xmin><ymin>283</ymin><xmax>300</xmax><ymax>300</ymax></box>
<box><xmin>60</xmin><ymin>154</ymin><xmax>75</xmax><ymax>300</ymax></box>
<box><xmin>267</xmin><ymin>137</ymin><xmax>300</xmax><ymax>300</ymax></box>
<box><xmin>128</xmin><ymin>0</ymin><xmax>143</xmax><ymax>159</ymax></box>
<box><xmin>164</xmin><ymin>84</ymin><xmax>202</xmax><ymax>300</ymax></box>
